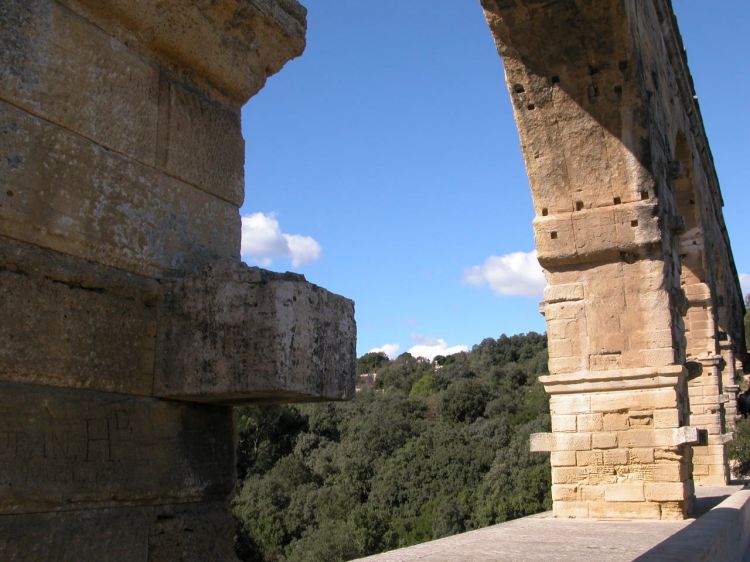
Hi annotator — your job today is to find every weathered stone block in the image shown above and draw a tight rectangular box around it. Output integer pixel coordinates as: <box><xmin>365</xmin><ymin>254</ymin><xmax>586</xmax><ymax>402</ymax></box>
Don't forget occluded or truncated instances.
<box><xmin>552</xmin><ymin>500</ymin><xmax>589</xmax><ymax>518</ymax></box>
<box><xmin>603</xmin><ymin>449</ymin><xmax>629</xmax><ymax>466</ymax></box>
<box><xmin>551</xmin><ymin>484</ymin><xmax>578</xmax><ymax>502</ymax></box>
<box><xmin>644</xmin><ymin>482</ymin><xmax>687</xmax><ymax>502</ymax></box>
<box><xmin>0</xmin><ymin>501</ymin><xmax>238</xmax><ymax>561</ymax></box>
<box><xmin>651</xmin><ymin>462</ymin><xmax>698</xmax><ymax>482</ymax></box>
<box><xmin>592</xmin><ymin>432</ymin><xmax>617</xmax><ymax>449</ymax></box>
<box><xmin>161</xmin><ymin>82</ymin><xmax>245</xmax><ymax>205</ymax></box>
<box><xmin>550</xmin><ymin>451</ymin><xmax>577</xmax><ymax>467</ymax></box>
<box><xmin>65</xmin><ymin>0</ymin><xmax>307</xmax><ymax>103</ymax></box>
<box><xmin>0</xmin><ymin>382</ymin><xmax>234</xmax><ymax>514</ymax></box>
<box><xmin>605</xmin><ymin>483</ymin><xmax>645</xmax><ymax>502</ymax></box>
<box><xmin>576</xmin><ymin>413</ymin><xmax>603</xmax><ymax>432</ymax></box>
<box><xmin>552</xmin><ymin>467</ymin><xmax>588</xmax><ymax>485</ymax></box>
<box><xmin>554</xmin><ymin>433</ymin><xmax>591</xmax><ymax>452</ymax></box>
<box><xmin>155</xmin><ymin>262</ymin><xmax>356</xmax><ymax>403</ymax></box>
<box><xmin>0</xmin><ymin>0</ymin><xmax>159</xmax><ymax>164</ymax></box>
<box><xmin>0</xmin><ymin>102</ymin><xmax>239</xmax><ymax>277</ymax></box>
<box><xmin>653</xmin><ymin>409</ymin><xmax>680</xmax><ymax>429</ymax></box>
<box><xmin>589</xmin><ymin>501</ymin><xmax>661</xmax><ymax>520</ymax></box>
<box><xmin>549</xmin><ymin>394</ymin><xmax>591</xmax><ymax>415</ymax></box>
<box><xmin>576</xmin><ymin>450</ymin><xmax>603</xmax><ymax>467</ymax></box>
<box><xmin>551</xmin><ymin>414</ymin><xmax>576</xmax><ymax>432</ymax></box>
<box><xmin>0</xmin><ymin>238</ymin><xmax>158</xmax><ymax>395</ymax></box>
<box><xmin>603</xmin><ymin>413</ymin><xmax>629</xmax><ymax>431</ymax></box>
<box><xmin>629</xmin><ymin>448</ymin><xmax>655</xmax><ymax>464</ymax></box>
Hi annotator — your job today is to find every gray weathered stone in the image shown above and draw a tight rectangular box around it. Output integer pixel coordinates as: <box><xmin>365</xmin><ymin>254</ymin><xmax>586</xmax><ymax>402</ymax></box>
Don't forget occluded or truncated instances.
<box><xmin>0</xmin><ymin>101</ymin><xmax>240</xmax><ymax>278</ymax></box>
<box><xmin>155</xmin><ymin>261</ymin><xmax>357</xmax><ymax>403</ymax></box>
<box><xmin>0</xmin><ymin>382</ymin><xmax>234</xmax><ymax>514</ymax></box>
<box><xmin>0</xmin><ymin>237</ymin><xmax>158</xmax><ymax>395</ymax></box>
<box><xmin>63</xmin><ymin>0</ymin><xmax>307</xmax><ymax>103</ymax></box>
<box><xmin>0</xmin><ymin>501</ymin><xmax>238</xmax><ymax>562</ymax></box>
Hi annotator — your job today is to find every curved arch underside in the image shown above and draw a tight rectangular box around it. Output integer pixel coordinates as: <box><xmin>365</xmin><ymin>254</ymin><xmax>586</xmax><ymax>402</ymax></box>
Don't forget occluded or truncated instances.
<box><xmin>482</xmin><ymin>0</ymin><xmax>747</xmax><ymax>518</ymax></box>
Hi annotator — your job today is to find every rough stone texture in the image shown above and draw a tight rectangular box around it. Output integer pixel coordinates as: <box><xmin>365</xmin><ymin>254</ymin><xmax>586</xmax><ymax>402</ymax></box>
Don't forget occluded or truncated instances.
<box><xmin>482</xmin><ymin>0</ymin><xmax>747</xmax><ymax>519</ymax></box>
<box><xmin>0</xmin><ymin>238</ymin><xmax>355</xmax><ymax>402</ymax></box>
<box><xmin>63</xmin><ymin>0</ymin><xmax>307</xmax><ymax>104</ymax></box>
<box><xmin>0</xmin><ymin>501</ymin><xmax>239</xmax><ymax>562</ymax></box>
<box><xmin>0</xmin><ymin>0</ymin><xmax>246</xmax><ymax>206</ymax></box>
<box><xmin>0</xmin><ymin>238</ymin><xmax>159</xmax><ymax>395</ymax></box>
<box><xmin>0</xmin><ymin>382</ymin><xmax>234</xmax><ymax>514</ymax></box>
<box><xmin>0</xmin><ymin>0</ymin><xmax>357</xmax><ymax>557</ymax></box>
<box><xmin>0</xmin><ymin>100</ymin><xmax>240</xmax><ymax>278</ymax></box>
<box><xmin>155</xmin><ymin>261</ymin><xmax>357</xmax><ymax>403</ymax></box>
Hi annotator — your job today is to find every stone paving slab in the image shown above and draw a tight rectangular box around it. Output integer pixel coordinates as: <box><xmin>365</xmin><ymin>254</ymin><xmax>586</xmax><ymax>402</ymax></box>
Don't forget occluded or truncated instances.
<box><xmin>355</xmin><ymin>484</ymin><xmax>748</xmax><ymax>562</ymax></box>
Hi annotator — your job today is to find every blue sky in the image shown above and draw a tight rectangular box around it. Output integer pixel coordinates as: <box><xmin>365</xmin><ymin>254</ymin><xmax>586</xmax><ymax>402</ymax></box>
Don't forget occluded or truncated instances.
<box><xmin>239</xmin><ymin>1</ymin><xmax>749</xmax><ymax>359</ymax></box>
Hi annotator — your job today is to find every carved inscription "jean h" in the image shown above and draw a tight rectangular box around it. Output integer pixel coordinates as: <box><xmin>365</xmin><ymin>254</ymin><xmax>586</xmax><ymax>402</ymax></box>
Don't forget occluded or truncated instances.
<box><xmin>0</xmin><ymin>410</ymin><xmax>132</xmax><ymax>489</ymax></box>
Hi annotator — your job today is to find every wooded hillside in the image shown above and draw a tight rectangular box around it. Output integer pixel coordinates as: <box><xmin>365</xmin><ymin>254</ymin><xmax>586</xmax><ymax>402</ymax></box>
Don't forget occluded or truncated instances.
<box><xmin>233</xmin><ymin>332</ymin><xmax>551</xmax><ymax>561</ymax></box>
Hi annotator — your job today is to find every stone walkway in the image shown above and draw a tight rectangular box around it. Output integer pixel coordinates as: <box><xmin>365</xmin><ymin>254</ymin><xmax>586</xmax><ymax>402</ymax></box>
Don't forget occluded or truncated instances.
<box><xmin>354</xmin><ymin>484</ymin><xmax>749</xmax><ymax>562</ymax></box>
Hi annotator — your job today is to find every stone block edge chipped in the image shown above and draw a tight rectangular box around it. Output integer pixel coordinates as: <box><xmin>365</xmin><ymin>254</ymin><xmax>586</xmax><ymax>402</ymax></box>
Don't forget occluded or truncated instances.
<box><xmin>530</xmin><ymin>432</ymin><xmax>554</xmax><ymax>452</ymax></box>
<box><xmin>154</xmin><ymin>260</ymin><xmax>357</xmax><ymax>404</ymax></box>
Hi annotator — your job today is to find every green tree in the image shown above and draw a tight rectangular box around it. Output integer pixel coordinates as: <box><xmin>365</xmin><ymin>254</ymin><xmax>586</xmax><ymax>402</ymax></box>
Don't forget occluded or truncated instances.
<box><xmin>729</xmin><ymin>418</ymin><xmax>750</xmax><ymax>476</ymax></box>
<box><xmin>409</xmin><ymin>375</ymin><xmax>437</xmax><ymax>399</ymax></box>
<box><xmin>357</xmin><ymin>352</ymin><xmax>390</xmax><ymax>374</ymax></box>
<box><xmin>233</xmin><ymin>332</ymin><xmax>552</xmax><ymax>561</ymax></box>
<box><xmin>439</xmin><ymin>379</ymin><xmax>489</xmax><ymax>423</ymax></box>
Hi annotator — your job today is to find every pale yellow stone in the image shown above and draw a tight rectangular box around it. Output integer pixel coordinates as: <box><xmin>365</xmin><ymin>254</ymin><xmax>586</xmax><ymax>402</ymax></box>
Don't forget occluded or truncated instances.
<box><xmin>589</xmin><ymin>502</ymin><xmax>661</xmax><ymax>520</ymax></box>
<box><xmin>629</xmin><ymin>448</ymin><xmax>655</xmax><ymax>464</ymax></box>
<box><xmin>577</xmin><ymin>413</ymin><xmax>604</xmax><ymax>432</ymax></box>
<box><xmin>551</xmin><ymin>414</ymin><xmax>577</xmax><ymax>432</ymax></box>
<box><xmin>653</xmin><ymin>409</ymin><xmax>680</xmax><ymax>429</ymax></box>
<box><xmin>592</xmin><ymin>432</ymin><xmax>618</xmax><ymax>449</ymax></box>
<box><xmin>605</xmin><ymin>483</ymin><xmax>645</xmax><ymax>502</ymax></box>
<box><xmin>553</xmin><ymin>501</ymin><xmax>590</xmax><ymax>518</ymax></box>
<box><xmin>554</xmin><ymin>433</ymin><xmax>592</xmax><ymax>452</ymax></box>
<box><xmin>644</xmin><ymin>482</ymin><xmax>686</xmax><ymax>502</ymax></box>
<box><xmin>551</xmin><ymin>451</ymin><xmax>578</xmax><ymax>467</ymax></box>
<box><xmin>552</xmin><ymin>485</ymin><xmax>579</xmax><ymax>501</ymax></box>
<box><xmin>603</xmin><ymin>413</ymin><xmax>629</xmax><ymax>431</ymax></box>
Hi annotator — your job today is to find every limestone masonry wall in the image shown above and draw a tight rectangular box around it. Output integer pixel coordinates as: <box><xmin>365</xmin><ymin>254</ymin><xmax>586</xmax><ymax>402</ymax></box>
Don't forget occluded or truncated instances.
<box><xmin>482</xmin><ymin>0</ymin><xmax>747</xmax><ymax>519</ymax></box>
<box><xmin>0</xmin><ymin>0</ymin><xmax>355</xmax><ymax>559</ymax></box>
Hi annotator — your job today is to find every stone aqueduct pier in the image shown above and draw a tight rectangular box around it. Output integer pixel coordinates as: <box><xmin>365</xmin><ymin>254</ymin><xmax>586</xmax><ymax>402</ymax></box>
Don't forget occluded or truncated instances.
<box><xmin>0</xmin><ymin>0</ymin><xmax>747</xmax><ymax>559</ymax></box>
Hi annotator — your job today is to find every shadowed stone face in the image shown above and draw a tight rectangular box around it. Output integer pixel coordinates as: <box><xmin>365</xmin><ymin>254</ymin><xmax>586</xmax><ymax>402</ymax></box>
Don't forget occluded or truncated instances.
<box><xmin>0</xmin><ymin>0</ymin><xmax>354</xmax><ymax>558</ymax></box>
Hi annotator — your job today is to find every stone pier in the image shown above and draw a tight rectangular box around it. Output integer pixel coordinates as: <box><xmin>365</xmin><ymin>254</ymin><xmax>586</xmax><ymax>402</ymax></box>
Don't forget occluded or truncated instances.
<box><xmin>0</xmin><ymin>0</ymin><xmax>355</xmax><ymax>559</ymax></box>
<box><xmin>482</xmin><ymin>0</ymin><xmax>747</xmax><ymax>519</ymax></box>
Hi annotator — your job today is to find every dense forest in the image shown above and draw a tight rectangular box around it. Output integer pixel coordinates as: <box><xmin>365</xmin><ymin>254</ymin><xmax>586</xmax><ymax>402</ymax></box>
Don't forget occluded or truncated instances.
<box><xmin>232</xmin><ymin>332</ymin><xmax>552</xmax><ymax>561</ymax></box>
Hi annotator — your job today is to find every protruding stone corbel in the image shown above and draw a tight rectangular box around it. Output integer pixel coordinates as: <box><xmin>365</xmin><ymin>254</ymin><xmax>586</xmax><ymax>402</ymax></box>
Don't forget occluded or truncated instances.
<box><xmin>154</xmin><ymin>261</ymin><xmax>356</xmax><ymax>403</ymax></box>
<box><xmin>529</xmin><ymin>426</ymin><xmax>702</xmax><ymax>452</ymax></box>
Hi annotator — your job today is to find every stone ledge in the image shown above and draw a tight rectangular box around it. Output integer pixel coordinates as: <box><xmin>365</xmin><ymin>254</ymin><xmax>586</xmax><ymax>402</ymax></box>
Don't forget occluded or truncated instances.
<box><xmin>1</xmin><ymin>239</ymin><xmax>356</xmax><ymax>403</ymax></box>
<box><xmin>155</xmin><ymin>261</ymin><xmax>357</xmax><ymax>403</ymax></box>
<box><xmin>539</xmin><ymin>365</ymin><xmax>686</xmax><ymax>394</ymax></box>
<box><xmin>63</xmin><ymin>0</ymin><xmax>307</xmax><ymax>103</ymax></box>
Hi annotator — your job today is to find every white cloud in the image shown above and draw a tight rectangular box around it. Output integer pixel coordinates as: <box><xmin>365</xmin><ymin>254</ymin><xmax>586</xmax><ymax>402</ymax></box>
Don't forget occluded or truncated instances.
<box><xmin>241</xmin><ymin>212</ymin><xmax>321</xmax><ymax>267</ymax></box>
<box><xmin>740</xmin><ymin>273</ymin><xmax>750</xmax><ymax>299</ymax></box>
<box><xmin>408</xmin><ymin>336</ymin><xmax>468</xmax><ymax>361</ymax></box>
<box><xmin>463</xmin><ymin>250</ymin><xmax>547</xmax><ymax>298</ymax></box>
<box><xmin>368</xmin><ymin>344</ymin><xmax>400</xmax><ymax>360</ymax></box>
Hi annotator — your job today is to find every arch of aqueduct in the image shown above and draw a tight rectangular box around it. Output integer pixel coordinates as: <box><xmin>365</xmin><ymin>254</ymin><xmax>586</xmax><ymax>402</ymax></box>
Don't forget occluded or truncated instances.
<box><xmin>0</xmin><ymin>0</ymin><xmax>746</xmax><ymax>558</ymax></box>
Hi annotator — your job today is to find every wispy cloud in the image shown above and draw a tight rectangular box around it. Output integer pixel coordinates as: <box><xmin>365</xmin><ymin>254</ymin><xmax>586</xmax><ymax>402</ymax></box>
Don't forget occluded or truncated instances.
<box><xmin>368</xmin><ymin>344</ymin><xmax>400</xmax><ymax>360</ymax></box>
<box><xmin>241</xmin><ymin>212</ymin><xmax>321</xmax><ymax>268</ymax></box>
<box><xmin>464</xmin><ymin>250</ymin><xmax>547</xmax><ymax>298</ymax></box>
<box><xmin>408</xmin><ymin>335</ymin><xmax>467</xmax><ymax>361</ymax></box>
<box><xmin>740</xmin><ymin>273</ymin><xmax>750</xmax><ymax>299</ymax></box>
